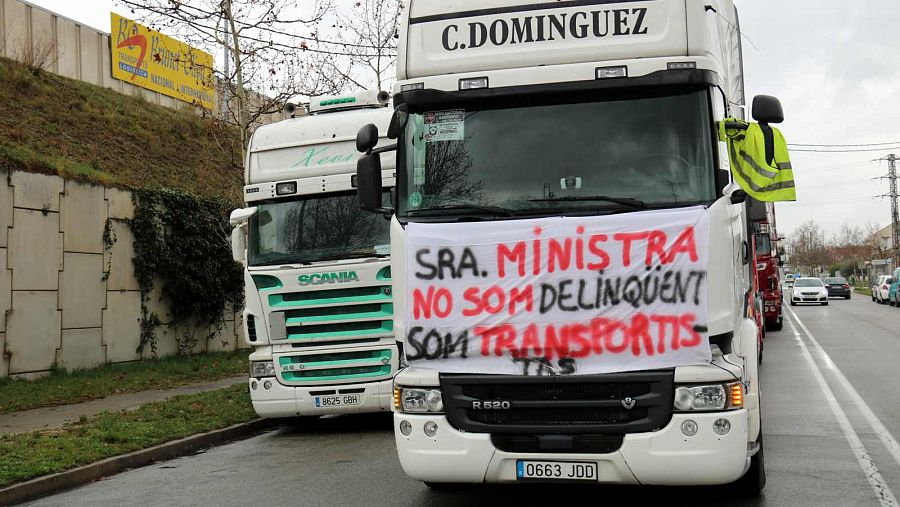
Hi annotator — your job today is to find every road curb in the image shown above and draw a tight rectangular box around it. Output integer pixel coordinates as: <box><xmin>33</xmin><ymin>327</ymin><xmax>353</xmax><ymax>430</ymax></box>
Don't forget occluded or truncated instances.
<box><xmin>0</xmin><ymin>418</ymin><xmax>280</xmax><ymax>506</ymax></box>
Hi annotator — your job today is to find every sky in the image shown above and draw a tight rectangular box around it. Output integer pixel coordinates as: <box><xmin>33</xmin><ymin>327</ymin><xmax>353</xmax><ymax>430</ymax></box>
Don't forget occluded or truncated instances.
<box><xmin>25</xmin><ymin>0</ymin><xmax>900</xmax><ymax>241</ymax></box>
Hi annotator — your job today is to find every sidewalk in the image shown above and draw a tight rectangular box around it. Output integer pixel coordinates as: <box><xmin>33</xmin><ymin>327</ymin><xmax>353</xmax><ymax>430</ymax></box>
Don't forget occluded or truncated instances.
<box><xmin>0</xmin><ymin>376</ymin><xmax>246</xmax><ymax>435</ymax></box>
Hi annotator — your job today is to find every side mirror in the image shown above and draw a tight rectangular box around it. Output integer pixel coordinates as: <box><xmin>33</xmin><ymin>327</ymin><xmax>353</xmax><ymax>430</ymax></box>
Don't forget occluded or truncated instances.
<box><xmin>387</xmin><ymin>104</ymin><xmax>409</xmax><ymax>140</ymax></box>
<box><xmin>752</xmin><ymin>95</ymin><xmax>784</xmax><ymax>124</ymax></box>
<box><xmin>730</xmin><ymin>189</ymin><xmax>747</xmax><ymax>204</ymax></box>
<box><xmin>357</xmin><ymin>154</ymin><xmax>384</xmax><ymax>212</ymax></box>
<box><xmin>229</xmin><ymin>207</ymin><xmax>258</xmax><ymax>227</ymax></box>
<box><xmin>357</xmin><ymin>123</ymin><xmax>379</xmax><ymax>154</ymax></box>
<box><xmin>231</xmin><ymin>226</ymin><xmax>247</xmax><ymax>263</ymax></box>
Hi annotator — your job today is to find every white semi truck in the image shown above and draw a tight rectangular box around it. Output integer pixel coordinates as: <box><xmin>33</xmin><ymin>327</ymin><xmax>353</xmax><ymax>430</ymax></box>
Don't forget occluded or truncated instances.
<box><xmin>356</xmin><ymin>0</ymin><xmax>785</xmax><ymax>495</ymax></box>
<box><xmin>231</xmin><ymin>91</ymin><xmax>399</xmax><ymax>418</ymax></box>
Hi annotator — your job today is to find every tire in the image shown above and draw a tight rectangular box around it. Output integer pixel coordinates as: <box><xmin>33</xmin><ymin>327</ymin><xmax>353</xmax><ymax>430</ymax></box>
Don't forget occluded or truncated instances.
<box><xmin>822</xmin><ymin>301</ymin><xmax>829</xmax><ymax>306</ymax></box>
<box><xmin>846</xmin><ymin>295</ymin><xmax>851</xmax><ymax>300</ymax></box>
<box><xmin>872</xmin><ymin>294</ymin><xmax>876</xmax><ymax>302</ymax></box>
<box><xmin>790</xmin><ymin>300</ymin><xmax>796</xmax><ymax>306</ymax></box>
<box><xmin>734</xmin><ymin>432</ymin><xmax>766</xmax><ymax>497</ymax></box>
<box><xmin>768</xmin><ymin>316</ymin><xmax>783</xmax><ymax>331</ymax></box>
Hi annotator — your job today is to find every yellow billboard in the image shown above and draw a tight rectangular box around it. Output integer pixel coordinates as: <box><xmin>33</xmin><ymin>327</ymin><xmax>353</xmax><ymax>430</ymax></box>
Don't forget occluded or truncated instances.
<box><xmin>111</xmin><ymin>12</ymin><xmax>215</xmax><ymax>110</ymax></box>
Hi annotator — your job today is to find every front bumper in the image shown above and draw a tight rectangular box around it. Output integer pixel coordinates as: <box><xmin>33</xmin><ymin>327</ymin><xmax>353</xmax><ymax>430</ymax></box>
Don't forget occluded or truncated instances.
<box><xmin>791</xmin><ymin>293</ymin><xmax>827</xmax><ymax>303</ymax></box>
<box><xmin>249</xmin><ymin>378</ymin><xmax>393</xmax><ymax>418</ymax></box>
<box><xmin>394</xmin><ymin>410</ymin><xmax>750</xmax><ymax>485</ymax></box>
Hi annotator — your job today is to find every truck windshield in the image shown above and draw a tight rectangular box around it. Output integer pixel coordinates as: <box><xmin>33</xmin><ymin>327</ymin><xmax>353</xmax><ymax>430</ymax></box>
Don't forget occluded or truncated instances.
<box><xmin>755</xmin><ymin>233</ymin><xmax>772</xmax><ymax>255</ymax></box>
<box><xmin>398</xmin><ymin>89</ymin><xmax>715</xmax><ymax>218</ymax></box>
<box><xmin>248</xmin><ymin>191</ymin><xmax>391</xmax><ymax>266</ymax></box>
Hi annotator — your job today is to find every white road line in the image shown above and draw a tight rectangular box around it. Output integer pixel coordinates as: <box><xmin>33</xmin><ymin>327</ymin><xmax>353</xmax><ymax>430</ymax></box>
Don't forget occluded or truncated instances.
<box><xmin>784</xmin><ymin>313</ymin><xmax>898</xmax><ymax>507</ymax></box>
<box><xmin>787</xmin><ymin>306</ymin><xmax>900</xmax><ymax>470</ymax></box>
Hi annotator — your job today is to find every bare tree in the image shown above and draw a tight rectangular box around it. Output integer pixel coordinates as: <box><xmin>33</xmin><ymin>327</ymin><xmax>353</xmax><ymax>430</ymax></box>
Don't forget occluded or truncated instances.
<box><xmin>788</xmin><ymin>220</ymin><xmax>829</xmax><ymax>275</ymax></box>
<box><xmin>332</xmin><ymin>0</ymin><xmax>402</xmax><ymax>91</ymax></box>
<box><xmin>12</xmin><ymin>35</ymin><xmax>58</xmax><ymax>75</ymax></box>
<box><xmin>117</xmin><ymin>0</ymin><xmax>353</xmax><ymax>160</ymax></box>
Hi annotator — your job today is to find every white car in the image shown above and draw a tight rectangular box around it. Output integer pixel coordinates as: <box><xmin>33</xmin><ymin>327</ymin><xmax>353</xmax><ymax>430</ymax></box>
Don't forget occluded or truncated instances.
<box><xmin>872</xmin><ymin>275</ymin><xmax>892</xmax><ymax>304</ymax></box>
<box><xmin>790</xmin><ymin>277</ymin><xmax>829</xmax><ymax>306</ymax></box>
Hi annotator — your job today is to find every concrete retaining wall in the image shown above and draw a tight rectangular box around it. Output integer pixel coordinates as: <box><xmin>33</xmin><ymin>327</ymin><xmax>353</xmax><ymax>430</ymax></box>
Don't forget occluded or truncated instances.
<box><xmin>0</xmin><ymin>0</ymin><xmax>282</xmax><ymax>125</ymax></box>
<box><xmin>0</xmin><ymin>168</ymin><xmax>244</xmax><ymax>378</ymax></box>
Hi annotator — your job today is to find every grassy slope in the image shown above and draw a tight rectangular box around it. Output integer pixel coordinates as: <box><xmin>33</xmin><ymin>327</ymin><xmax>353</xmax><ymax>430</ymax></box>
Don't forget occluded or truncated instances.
<box><xmin>0</xmin><ymin>57</ymin><xmax>242</xmax><ymax>204</ymax></box>
<box><xmin>0</xmin><ymin>384</ymin><xmax>256</xmax><ymax>487</ymax></box>
<box><xmin>0</xmin><ymin>351</ymin><xmax>248</xmax><ymax>414</ymax></box>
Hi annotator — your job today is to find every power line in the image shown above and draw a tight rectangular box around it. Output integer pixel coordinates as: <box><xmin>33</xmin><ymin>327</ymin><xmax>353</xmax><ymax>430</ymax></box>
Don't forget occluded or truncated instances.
<box><xmin>790</xmin><ymin>146</ymin><xmax>900</xmax><ymax>153</ymax></box>
<box><xmin>117</xmin><ymin>0</ymin><xmax>393</xmax><ymax>51</ymax></box>
<box><xmin>789</xmin><ymin>141</ymin><xmax>900</xmax><ymax>147</ymax></box>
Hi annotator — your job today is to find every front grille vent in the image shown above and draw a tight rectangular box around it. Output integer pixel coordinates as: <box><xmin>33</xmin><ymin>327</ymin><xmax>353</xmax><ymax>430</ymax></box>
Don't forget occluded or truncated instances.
<box><xmin>246</xmin><ymin>315</ymin><xmax>257</xmax><ymax>342</ymax></box>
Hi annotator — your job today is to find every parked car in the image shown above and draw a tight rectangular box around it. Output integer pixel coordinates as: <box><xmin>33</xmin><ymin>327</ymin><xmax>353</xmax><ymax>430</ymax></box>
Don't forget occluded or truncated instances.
<box><xmin>872</xmin><ymin>275</ymin><xmax>892</xmax><ymax>304</ymax></box>
<box><xmin>824</xmin><ymin>277</ymin><xmax>851</xmax><ymax>300</ymax></box>
<box><xmin>890</xmin><ymin>269</ymin><xmax>900</xmax><ymax>306</ymax></box>
<box><xmin>790</xmin><ymin>277</ymin><xmax>829</xmax><ymax>306</ymax></box>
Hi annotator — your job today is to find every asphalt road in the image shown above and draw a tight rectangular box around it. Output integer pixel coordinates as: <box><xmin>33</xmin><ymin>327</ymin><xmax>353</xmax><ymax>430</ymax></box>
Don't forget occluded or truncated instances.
<box><xmin>24</xmin><ymin>293</ymin><xmax>900</xmax><ymax>507</ymax></box>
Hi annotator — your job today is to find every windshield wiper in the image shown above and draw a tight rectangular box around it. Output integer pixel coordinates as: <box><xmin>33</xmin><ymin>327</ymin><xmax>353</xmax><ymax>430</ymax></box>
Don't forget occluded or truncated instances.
<box><xmin>406</xmin><ymin>204</ymin><xmax>515</xmax><ymax>217</ymax></box>
<box><xmin>529</xmin><ymin>195</ymin><xmax>648</xmax><ymax>209</ymax></box>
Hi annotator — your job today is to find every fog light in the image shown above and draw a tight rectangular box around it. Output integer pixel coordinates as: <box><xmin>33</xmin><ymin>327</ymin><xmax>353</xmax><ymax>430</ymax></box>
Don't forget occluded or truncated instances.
<box><xmin>251</xmin><ymin>381</ymin><xmax>258</xmax><ymax>390</ymax></box>
<box><xmin>681</xmin><ymin>419</ymin><xmax>698</xmax><ymax>437</ymax></box>
<box><xmin>400</xmin><ymin>420</ymin><xmax>412</xmax><ymax>436</ymax></box>
<box><xmin>424</xmin><ymin>421</ymin><xmax>439</xmax><ymax>437</ymax></box>
<box><xmin>713</xmin><ymin>418</ymin><xmax>731</xmax><ymax>435</ymax></box>
<box><xmin>263</xmin><ymin>380</ymin><xmax>272</xmax><ymax>390</ymax></box>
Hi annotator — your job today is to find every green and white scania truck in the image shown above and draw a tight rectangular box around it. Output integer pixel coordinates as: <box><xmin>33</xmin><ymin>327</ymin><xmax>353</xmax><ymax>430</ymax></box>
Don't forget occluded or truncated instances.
<box><xmin>231</xmin><ymin>90</ymin><xmax>399</xmax><ymax>418</ymax></box>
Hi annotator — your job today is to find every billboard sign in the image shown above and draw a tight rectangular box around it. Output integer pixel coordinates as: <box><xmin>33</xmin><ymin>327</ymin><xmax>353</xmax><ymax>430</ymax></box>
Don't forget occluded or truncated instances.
<box><xmin>111</xmin><ymin>13</ymin><xmax>215</xmax><ymax>109</ymax></box>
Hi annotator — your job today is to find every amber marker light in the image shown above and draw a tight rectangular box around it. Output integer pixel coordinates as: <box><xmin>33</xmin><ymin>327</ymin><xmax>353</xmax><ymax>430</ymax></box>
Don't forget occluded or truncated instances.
<box><xmin>393</xmin><ymin>387</ymin><xmax>402</xmax><ymax>411</ymax></box>
<box><xmin>729</xmin><ymin>382</ymin><xmax>744</xmax><ymax>408</ymax></box>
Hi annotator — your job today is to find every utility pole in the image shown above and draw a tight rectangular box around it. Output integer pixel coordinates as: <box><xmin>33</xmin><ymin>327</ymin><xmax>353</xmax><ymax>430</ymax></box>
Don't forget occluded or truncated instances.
<box><xmin>890</xmin><ymin>154</ymin><xmax>899</xmax><ymax>268</ymax></box>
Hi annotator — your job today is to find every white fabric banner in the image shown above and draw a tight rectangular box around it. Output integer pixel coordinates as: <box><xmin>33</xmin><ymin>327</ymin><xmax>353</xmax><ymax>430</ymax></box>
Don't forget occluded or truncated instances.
<box><xmin>404</xmin><ymin>206</ymin><xmax>711</xmax><ymax>376</ymax></box>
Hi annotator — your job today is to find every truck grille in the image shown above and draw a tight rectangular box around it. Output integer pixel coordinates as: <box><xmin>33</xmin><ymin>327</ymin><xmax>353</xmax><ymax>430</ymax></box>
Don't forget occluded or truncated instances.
<box><xmin>267</xmin><ymin>285</ymin><xmax>393</xmax><ymax>344</ymax></box>
<box><xmin>440</xmin><ymin>371</ymin><xmax>674</xmax><ymax>434</ymax></box>
<box><xmin>277</xmin><ymin>348</ymin><xmax>394</xmax><ymax>385</ymax></box>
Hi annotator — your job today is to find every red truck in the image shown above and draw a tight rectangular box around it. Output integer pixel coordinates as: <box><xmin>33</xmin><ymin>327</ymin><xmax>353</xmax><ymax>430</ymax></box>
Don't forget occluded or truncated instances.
<box><xmin>749</xmin><ymin>200</ymin><xmax>783</xmax><ymax>331</ymax></box>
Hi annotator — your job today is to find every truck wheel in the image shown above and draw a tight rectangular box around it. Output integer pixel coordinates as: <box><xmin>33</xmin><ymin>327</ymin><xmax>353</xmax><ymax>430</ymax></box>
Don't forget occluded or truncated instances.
<box><xmin>735</xmin><ymin>432</ymin><xmax>766</xmax><ymax>497</ymax></box>
<box><xmin>768</xmin><ymin>316</ymin><xmax>783</xmax><ymax>331</ymax></box>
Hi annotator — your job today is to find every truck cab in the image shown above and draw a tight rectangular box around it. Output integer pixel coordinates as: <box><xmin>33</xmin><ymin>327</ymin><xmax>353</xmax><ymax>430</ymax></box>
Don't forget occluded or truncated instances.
<box><xmin>232</xmin><ymin>91</ymin><xmax>399</xmax><ymax>417</ymax></box>
<box><xmin>749</xmin><ymin>199</ymin><xmax>783</xmax><ymax>330</ymax></box>
<box><xmin>356</xmin><ymin>0</ymin><xmax>784</xmax><ymax>495</ymax></box>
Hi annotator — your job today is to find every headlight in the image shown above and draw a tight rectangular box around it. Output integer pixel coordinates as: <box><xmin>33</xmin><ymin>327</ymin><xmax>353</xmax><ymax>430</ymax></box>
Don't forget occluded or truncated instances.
<box><xmin>394</xmin><ymin>387</ymin><xmax>443</xmax><ymax>413</ymax></box>
<box><xmin>251</xmin><ymin>360</ymin><xmax>275</xmax><ymax>378</ymax></box>
<box><xmin>673</xmin><ymin>382</ymin><xmax>743</xmax><ymax>412</ymax></box>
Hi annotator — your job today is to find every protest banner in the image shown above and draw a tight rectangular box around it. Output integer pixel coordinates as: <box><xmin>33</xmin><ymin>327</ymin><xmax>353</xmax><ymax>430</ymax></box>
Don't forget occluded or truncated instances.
<box><xmin>405</xmin><ymin>206</ymin><xmax>711</xmax><ymax>375</ymax></box>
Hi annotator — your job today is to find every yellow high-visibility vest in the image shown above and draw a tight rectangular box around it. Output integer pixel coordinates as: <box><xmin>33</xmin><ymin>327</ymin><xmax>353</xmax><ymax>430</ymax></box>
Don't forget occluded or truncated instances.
<box><xmin>719</xmin><ymin>118</ymin><xmax>796</xmax><ymax>202</ymax></box>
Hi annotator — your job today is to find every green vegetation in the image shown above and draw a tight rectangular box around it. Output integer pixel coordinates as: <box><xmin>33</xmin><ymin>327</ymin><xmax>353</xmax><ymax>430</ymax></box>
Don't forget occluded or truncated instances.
<box><xmin>131</xmin><ymin>188</ymin><xmax>245</xmax><ymax>356</ymax></box>
<box><xmin>854</xmin><ymin>287</ymin><xmax>872</xmax><ymax>297</ymax></box>
<box><xmin>0</xmin><ymin>351</ymin><xmax>248</xmax><ymax>414</ymax></box>
<box><xmin>0</xmin><ymin>57</ymin><xmax>242</xmax><ymax>204</ymax></box>
<box><xmin>0</xmin><ymin>384</ymin><xmax>256</xmax><ymax>487</ymax></box>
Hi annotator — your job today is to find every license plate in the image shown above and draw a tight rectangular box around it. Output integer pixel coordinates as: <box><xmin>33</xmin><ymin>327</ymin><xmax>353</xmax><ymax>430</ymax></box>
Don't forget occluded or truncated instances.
<box><xmin>516</xmin><ymin>460</ymin><xmax>598</xmax><ymax>481</ymax></box>
<box><xmin>314</xmin><ymin>394</ymin><xmax>361</xmax><ymax>408</ymax></box>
